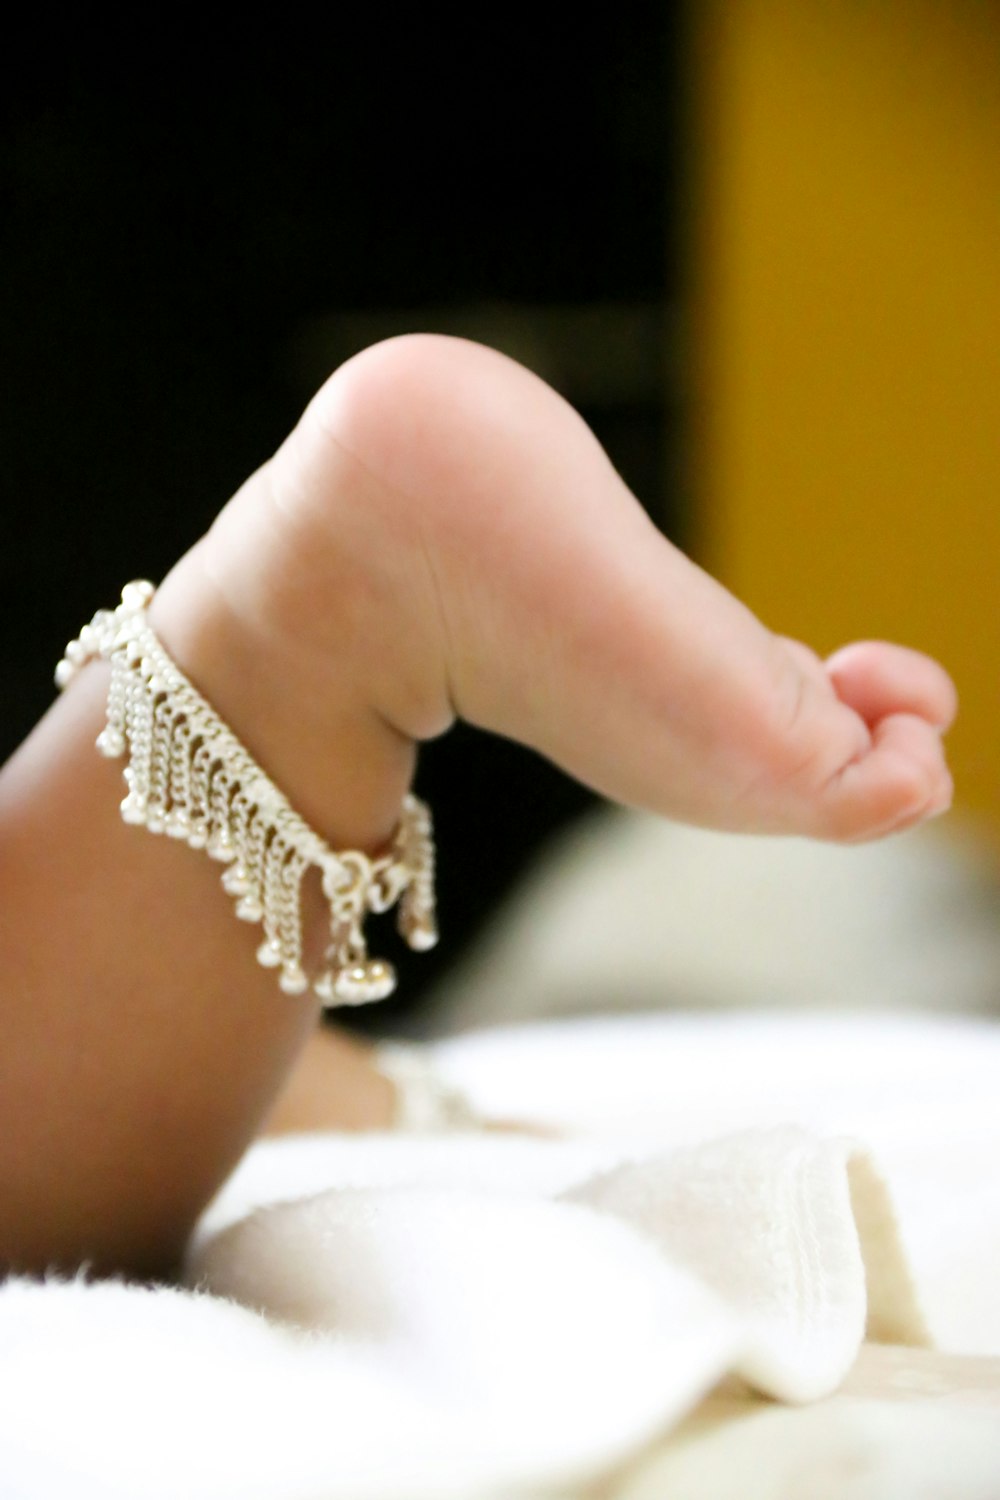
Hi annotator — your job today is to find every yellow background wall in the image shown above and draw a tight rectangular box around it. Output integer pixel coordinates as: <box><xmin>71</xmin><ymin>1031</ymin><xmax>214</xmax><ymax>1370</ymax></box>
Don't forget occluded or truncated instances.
<box><xmin>692</xmin><ymin>1</ymin><xmax>1000</xmax><ymax>833</ymax></box>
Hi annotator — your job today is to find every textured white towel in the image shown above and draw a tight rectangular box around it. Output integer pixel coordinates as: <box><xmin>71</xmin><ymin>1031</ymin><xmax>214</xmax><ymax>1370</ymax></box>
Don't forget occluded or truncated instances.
<box><xmin>2</xmin><ymin>1013</ymin><xmax>999</xmax><ymax>1498</ymax></box>
<box><xmin>429</xmin><ymin>1011</ymin><xmax>1000</xmax><ymax>1355</ymax></box>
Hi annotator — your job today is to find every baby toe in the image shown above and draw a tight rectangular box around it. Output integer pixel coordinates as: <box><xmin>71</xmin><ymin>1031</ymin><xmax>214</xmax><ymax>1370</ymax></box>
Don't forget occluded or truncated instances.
<box><xmin>826</xmin><ymin>642</ymin><xmax>958</xmax><ymax>732</ymax></box>
<box><xmin>815</xmin><ymin>712</ymin><xmax>953</xmax><ymax>843</ymax></box>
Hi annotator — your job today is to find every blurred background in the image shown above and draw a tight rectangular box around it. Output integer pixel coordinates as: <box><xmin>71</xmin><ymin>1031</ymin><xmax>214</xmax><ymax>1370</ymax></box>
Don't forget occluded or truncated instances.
<box><xmin>3</xmin><ymin>3</ymin><xmax>999</xmax><ymax>1031</ymax></box>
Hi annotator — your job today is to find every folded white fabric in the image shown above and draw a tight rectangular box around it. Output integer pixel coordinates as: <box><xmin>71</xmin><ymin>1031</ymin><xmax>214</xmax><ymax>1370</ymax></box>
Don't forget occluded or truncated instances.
<box><xmin>0</xmin><ymin>1128</ymin><xmax>892</xmax><ymax>1500</ymax></box>
<box><xmin>429</xmin><ymin>1011</ymin><xmax>1000</xmax><ymax>1355</ymax></box>
<box><xmin>1</xmin><ymin>1012</ymin><xmax>998</xmax><ymax>1500</ymax></box>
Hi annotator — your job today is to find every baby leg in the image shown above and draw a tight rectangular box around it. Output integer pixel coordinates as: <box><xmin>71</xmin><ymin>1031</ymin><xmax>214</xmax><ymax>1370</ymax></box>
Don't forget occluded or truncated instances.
<box><xmin>0</xmin><ymin>335</ymin><xmax>955</xmax><ymax>1277</ymax></box>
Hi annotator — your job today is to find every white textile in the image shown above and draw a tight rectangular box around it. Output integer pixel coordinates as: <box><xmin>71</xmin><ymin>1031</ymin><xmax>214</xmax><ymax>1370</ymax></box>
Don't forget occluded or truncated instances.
<box><xmin>2</xmin><ymin>1012</ymin><xmax>1000</xmax><ymax>1499</ymax></box>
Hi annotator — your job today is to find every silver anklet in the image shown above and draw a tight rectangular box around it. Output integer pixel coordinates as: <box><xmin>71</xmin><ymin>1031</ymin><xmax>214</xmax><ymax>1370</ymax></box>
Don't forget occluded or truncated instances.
<box><xmin>56</xmin><ymin>580</ymin><xmax>437</xmax><ymax>1007</ymax></box>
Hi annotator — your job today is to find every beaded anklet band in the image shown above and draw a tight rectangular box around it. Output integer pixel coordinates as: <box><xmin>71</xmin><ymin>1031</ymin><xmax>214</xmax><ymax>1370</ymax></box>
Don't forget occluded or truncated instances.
<box><xmin>56</xmin><ymin>580</ymin><xmax>437</xmax><ymax>1007</ymax></box>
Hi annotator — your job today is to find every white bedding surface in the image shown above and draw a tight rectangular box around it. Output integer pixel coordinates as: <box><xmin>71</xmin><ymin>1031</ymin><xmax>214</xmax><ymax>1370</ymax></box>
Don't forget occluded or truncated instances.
<box><xmin>430</xmin><ymin>1010</ymin><xmax>1000</xmax><ymax>1357</ymax></box>
<box><xmin>4</xmin><ymin>1010</ymin><xmax>1000</xmax><ymax>1500</ymax></box>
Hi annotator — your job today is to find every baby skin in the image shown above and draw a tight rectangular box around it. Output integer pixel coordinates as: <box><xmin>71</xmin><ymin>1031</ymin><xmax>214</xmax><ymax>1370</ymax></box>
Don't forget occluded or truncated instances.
<box><xmin>156</xmin><ymin>334</ymin><xmax>954</xmax><ymax>844</ymax></box>
<box><xmin>0</xmin><ymin>335</ymin><xmax>955</xmax><ymax>1276</ymax></box>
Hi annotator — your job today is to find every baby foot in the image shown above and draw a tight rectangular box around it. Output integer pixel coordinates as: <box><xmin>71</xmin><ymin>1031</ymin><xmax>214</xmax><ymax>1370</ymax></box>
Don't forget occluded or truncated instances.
<box><xmin>155</xmin><ymin>335</ymin><xmax>955</xmax><ymax>850</ymax></box>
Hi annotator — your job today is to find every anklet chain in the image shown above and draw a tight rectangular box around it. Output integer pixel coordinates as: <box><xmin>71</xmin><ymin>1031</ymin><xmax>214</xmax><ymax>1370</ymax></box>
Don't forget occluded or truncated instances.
<box><xmin>55</xmin><ymin>580</ymin><xmax>437</xmax><ymax>1007</ymax></box>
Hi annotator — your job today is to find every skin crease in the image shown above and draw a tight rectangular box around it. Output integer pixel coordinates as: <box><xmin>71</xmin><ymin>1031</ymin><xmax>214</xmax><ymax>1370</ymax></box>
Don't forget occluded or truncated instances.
<box><xmin>0</xmin><ymin>334</ymin><xmax>956</xmax><ymax>1275</ymax></box>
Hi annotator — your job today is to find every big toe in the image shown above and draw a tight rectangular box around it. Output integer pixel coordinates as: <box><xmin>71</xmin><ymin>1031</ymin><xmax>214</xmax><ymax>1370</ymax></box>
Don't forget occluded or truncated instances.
<box><xmin>826</xmin><ymin>641</ymin><xmax>958</xmax><ymax>732</ymax></box>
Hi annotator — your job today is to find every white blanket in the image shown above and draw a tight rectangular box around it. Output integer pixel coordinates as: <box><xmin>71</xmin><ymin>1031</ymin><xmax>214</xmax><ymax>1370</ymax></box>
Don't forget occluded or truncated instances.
<box><xmin>2</xmin><ymin>1012</ymin><xmax>1000</xmax><ymax>1499</ymax></box>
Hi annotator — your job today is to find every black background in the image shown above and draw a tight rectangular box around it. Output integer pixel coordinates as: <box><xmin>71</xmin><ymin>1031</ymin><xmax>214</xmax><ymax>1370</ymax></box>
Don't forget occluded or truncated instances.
<box><xmin>2</xmin><ymin>12</ymin><xmax>688</xmax><ymax>1029</ymax></box>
